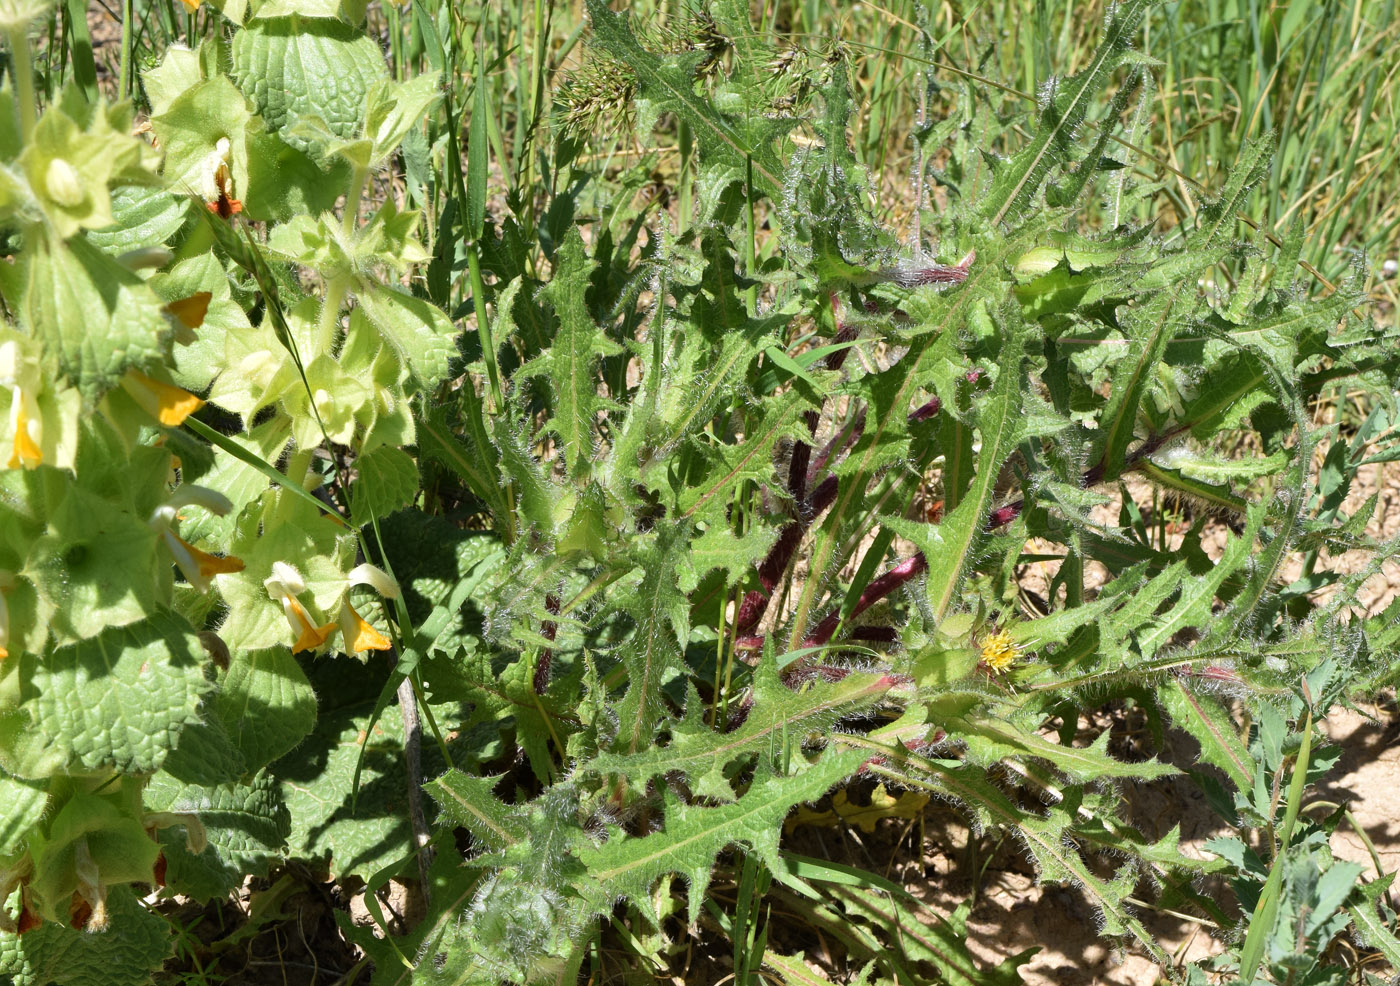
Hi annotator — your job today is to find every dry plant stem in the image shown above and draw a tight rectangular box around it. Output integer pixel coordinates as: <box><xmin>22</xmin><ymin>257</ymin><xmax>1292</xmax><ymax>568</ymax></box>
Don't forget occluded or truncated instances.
<box><xmin>396</xmin><ymin>674</ymin><xmax>434</xmax><ymax>895</ymax></box>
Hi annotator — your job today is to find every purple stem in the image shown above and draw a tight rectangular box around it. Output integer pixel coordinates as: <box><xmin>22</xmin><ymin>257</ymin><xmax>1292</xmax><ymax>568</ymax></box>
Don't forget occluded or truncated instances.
<box><xmin>733</xmin><ymin>395</ymin><xmax>940</xmax><ymax>638</ymax></box>
<box><xmin>909</xmin><ymin>395</ymin><xmax>942</xmax><ymax>422</ymax></box>
<box><xmin>880</xmin><ymin>249</ymin><xmax>976</xmax><ymax>289</ymax></box>
<box><xmin>533</xmin><ymin>594</ymin><xmax>560</xmax><ymax>695</ymax></box>
<box><xmin>806</xmin><ymin>412</ymin><xmax>866</xmax><ymax>488</ymax></box>
<box><xmin>733</xmin><ymin>474</ymin><xmax>840</xmax><ymax>637</ymax></box>
<box><xmin>803</xmin><ymin>553</ymin><xmax>928</xmax><ymax>648</ymax></box>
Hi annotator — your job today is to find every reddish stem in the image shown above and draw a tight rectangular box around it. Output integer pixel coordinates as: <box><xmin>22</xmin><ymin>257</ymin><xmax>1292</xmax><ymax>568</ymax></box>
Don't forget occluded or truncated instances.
<box><xmin>803</xmin><ymin>554</ymin><xmax>928</xmax><ymax>648</ymax></box>
<box><xmin>806</xmin><ymin>412</ymin><xmax>866</xmax><ymax>487</ymax></box>
<box><xmin>734</xmin><ymin>474</ymin><xmax>840</xmax><ymax>636</ymax></box>
<box><xmin>881</xmin><ymin>249</ymin><xmax>976</xmax><ymax>289</ymax></box>
<box><xmin>735</xmin><ymin>392</ymin><xmax>938</xmax><ymax>637</ymax></box>
<box><xmin>909</xmin><ymin>395</ymin><xmax>942</xmax><ymax>422</ymax></box>
<box><xmin>533</xmin><ymin>594</ymin><xmax>560</xmax><ymax>695</ymax></box>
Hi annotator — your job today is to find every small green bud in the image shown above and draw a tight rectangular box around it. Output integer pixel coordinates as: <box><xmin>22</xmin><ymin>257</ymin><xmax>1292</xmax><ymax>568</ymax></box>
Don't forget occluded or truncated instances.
<box><xmin>44</xmin><ymin>157</ymin><xmax>84</xmax><ymax>208</ymax></box>
<box><xmin>1013</xmin><ymin>246</ymin><xmax>1062</xmax><ymax>277</ymax></box>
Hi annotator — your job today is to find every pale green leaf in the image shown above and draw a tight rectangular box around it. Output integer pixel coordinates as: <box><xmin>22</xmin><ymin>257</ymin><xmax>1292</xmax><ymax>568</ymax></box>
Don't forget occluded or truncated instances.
<box><xmin>146</xmin><ymin>768</ymin><xmax>291</xmax><ymax>902</ymax></box>
<box><xmin>895</xmin><ymin>325</ymin><xmax>1025</xmax><ymax>623</ymax></box>
<box><xmin>610</xmin><ymin>524</ymin><xmax>691</xmax><ymax>755</ymax></box>
<box><xmin>0</xmin><ymin>612</ymin><xmax>208</xmax><ymax>779</ymax></box>
<box><xmin>0</xmin><ymin>771</ymin><xmax>46</xmax><ymax>857</ymax></box>
<box><xmin>527</xmin><ymin>228</ymin><xmax>622</xmax><ymax>478</ymax></box>
<box><xmin>351</xmin><ymin>444</ymin><xmax>420</xmax><ymax>525</ymax></box>
<box><xmin>0</xmin><ymin>887</ymin><xmax>170</xmax><ymax>986</ymax></box>
<box><xmin>214</xmin><ymin>646</ymin><xmax>317</xmax><ymax>772</ymax></box>
<box><xmin>1160</xmin><ymin>681</ymin><xmax>1252</xmax><ymax>790</ymax></box>
<box><xmin>578</xmin><ymin>749</ymin><xmax>864</xmax><ymax>922</ymax></box>
<box><xmin>590</xmin><ymin>664</ymin><xmax>892</xmax><ymax>800</ymax></box>
<box><xmin>23</xmin><ymin>232</ymin><xmax>170</xmax><ymax>401</ymax></box>
<box><xmin>231</xmin><ymin>17</ymin><xmax>389</xmax><ymax>159</ymax></box>
<box><xmin>427</xmin><ymin>771</ymin><xmax>526</xmax><ymax>851</ymax></box>
<box><xmin>355</xmin><ymin>282</ymin><xmax>460</xmax><ymax>389</ymax></box>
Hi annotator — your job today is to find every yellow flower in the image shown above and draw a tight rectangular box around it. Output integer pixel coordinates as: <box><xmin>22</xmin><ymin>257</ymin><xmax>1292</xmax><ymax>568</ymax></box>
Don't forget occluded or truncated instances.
<box><xmin>979</xmin><ymin>628</ymin><xmax>1021</xmax><ymax>674</ymax></box>
<box><xmin>150</xmin><ymin>486</ymin><xmax>244</xmax><ymax>592</ymax></box>
<box><xmin>264</xmin><ymin>562</ymin><xmax>338</xmax><ymax>654</ymax></box>
<box><xmin>264</xmin><ymin>562</ymin><xmax>400</xmax><ymax>656</ymax></box>
<box><xmin>1</xmin><ymin>340</ymin><xmax>47</xmax><ymax>469</ymax></box>
<box><xmin>0</xmin><ymin>339</ymin><xmax>80</xmax><ymax>472</ymax></box>
<box><xmin>120</xmin><ymin>370</ymin><xmax>205</xmax><ymax>427</ymax></box>
<box><xmin>339</xmin><ymin>599</ymin><xmax>392</xmax><ymax>653</ymax></box>
<box><xmin>337</xmin><ymin>564</ymin><xmax>400</xmax><ymax>655</ymax></box>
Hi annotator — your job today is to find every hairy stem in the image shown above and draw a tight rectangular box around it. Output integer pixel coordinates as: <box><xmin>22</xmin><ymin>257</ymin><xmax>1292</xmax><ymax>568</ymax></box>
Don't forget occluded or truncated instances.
<box><xmin>6</xmin><ymin>21</ymin><xmax>37</xmax><ymax>141</ymax></box>
<box><xmin>803</xmin><ymin>553</ymin><xmax>928</xmax><ymax>647</ymax></box>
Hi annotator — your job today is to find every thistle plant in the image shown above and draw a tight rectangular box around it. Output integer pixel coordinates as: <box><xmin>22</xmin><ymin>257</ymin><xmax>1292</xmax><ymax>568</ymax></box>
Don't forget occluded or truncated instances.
<box><xmin>1</xmin><ymin>0</ymin><xmax>1397</xmax><ymax>984</ymax></box>
<box><xmin>362</xmin><ymin>0</ymin><xmax>1400</xmax><ymax>981</ymax></box>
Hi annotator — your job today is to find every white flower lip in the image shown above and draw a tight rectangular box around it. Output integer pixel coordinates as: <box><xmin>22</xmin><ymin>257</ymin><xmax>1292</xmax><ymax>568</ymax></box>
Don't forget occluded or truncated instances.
<box><xmin>347</xmin><ymin>563</ymin><xmax>400</xmax><ymax>598</ymax></box>
<box><xmin>0</xmin><ymin>341</ymin><xmax>19</xmax><ymax>385</ymax></box>
<box><xmin>166</xmin><ymin>485</ymin><xmax>234</xmax><ymax>516</ymax></box>
<box><xmin>266</xmin><ymin>560</ymin><xmax>307</xmax><ymax>596</ymax></box>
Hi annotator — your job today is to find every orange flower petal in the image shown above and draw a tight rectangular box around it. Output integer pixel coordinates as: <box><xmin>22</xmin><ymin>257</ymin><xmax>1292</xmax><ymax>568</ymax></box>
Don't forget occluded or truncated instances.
<box><xmin>281</xmin><ymin>595</ymin><xmax>335</xmax><ymax>654</ymax></box>
<box><xmin>340</xmin><ymin>601</ymin><xmax>392</xmax><ymax>653</ymax></box>
<box><xmin>293</xmin><ymin>621</ymin><xmax>338</xmax><ymax>654</ymax></box>
<box><xmin>9</xmin><ymin>396</ymin><xmax>42</xmax><ymax>468</ymax></box>
<box><xmin>164</xmin><ymin>292</ymin><xmax>212</xmax><ymax>330</ymax></box>
<box><xmin>207</xmin><ymin>195</ymin><xmax>243</xmax><ymax>219</ymax></box>
<box><xmin>180</xmin><ymin>537</ymin><xmax>245</xmax><ymax>578</ymax></box>
<box><xmin>127</xmin><ymin>372</ymin><xmax>205</xmax><ymax>427</ymax></box>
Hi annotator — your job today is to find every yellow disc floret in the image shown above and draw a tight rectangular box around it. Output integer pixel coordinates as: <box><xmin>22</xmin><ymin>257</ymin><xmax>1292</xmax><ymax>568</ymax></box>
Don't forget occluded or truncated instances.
<box><xmin>979</xmin><ymin>628</ymin><xmax>1021</xmax><ymax>674</ymax></box>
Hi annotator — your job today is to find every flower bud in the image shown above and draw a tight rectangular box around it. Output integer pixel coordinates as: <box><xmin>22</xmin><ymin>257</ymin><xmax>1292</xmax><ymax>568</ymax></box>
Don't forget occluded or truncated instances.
<box><xmin>44</xmin><ymin>158</ymin><xmax>84</xmax><ymax>208</ymax></box>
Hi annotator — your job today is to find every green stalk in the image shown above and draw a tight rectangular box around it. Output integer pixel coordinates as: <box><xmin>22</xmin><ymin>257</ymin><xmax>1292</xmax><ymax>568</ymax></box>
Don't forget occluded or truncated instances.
<box><xmin>343</xmin><ymin>163</ymin><xmax>368</xmax><ymax>235</ymax></box>
<box><xmin>518</xmin><ymin>0</ymin><xmax>550</xmax><ymax>238</ymax></box>
<box><xmin>1238</xmin><ymin>700</ymin><xmax>1314</xmax><ymax>982</ymax></box>
<box><xmin>317</xmin><ymin>276</ymin><xmax>350</xmax><ymax>356</ymax></box>
<box><xmin>744</xmin><ymin>156</ymin><xmax>758</xmax><ymax>315</ymax></box>
<box><xmin>118</xmin><ymin>0</ymin><xmax>133</xmax><ymax>102</ymax></box>
<box><xmin>6</xmin><ymin>23</ymin><xmax>37</xmax><ymax>141</ymax></box>
<box><xmin>468</xmin><ymin>250</ymin><xmax>502</xmax><ymax>413</ymax></box>
<box><xmin>677</xmin><ymin>119</ymin><xmax>693</xmax><ymax>232</ymax></box>
<box><xmin>316</xmin><ymin>163</ymin><xmax>369</xmax><ymax>355</ymax></box>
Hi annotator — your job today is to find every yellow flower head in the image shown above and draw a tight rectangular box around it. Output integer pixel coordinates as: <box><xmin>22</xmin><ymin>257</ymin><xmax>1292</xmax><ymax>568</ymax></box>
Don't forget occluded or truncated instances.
<box><xmin>120</xmin><ymin>370</ymin><xmax>205</xmax><ymax>427</ymax></box>
<box><xmin>150</xmin><ymin>486</ymin><xmax>244</xmax><ymax>592</ymax></box>
<box><xmin>264</xmin><ymin>562</ymin><xmax>400</xmax><ymax>656</ymax></box>
<box><xmin>1</xmin><ymin>340</ymin><xmax>46</xmax><ymax>469</ymax></box>
<box><xmin>979</xmin><ymin>628</ymin><xmax>1021</xmax><ymax>674</ymax></box>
